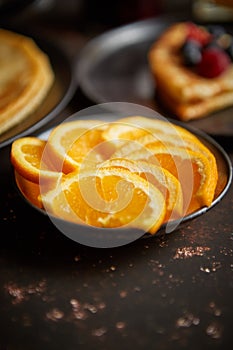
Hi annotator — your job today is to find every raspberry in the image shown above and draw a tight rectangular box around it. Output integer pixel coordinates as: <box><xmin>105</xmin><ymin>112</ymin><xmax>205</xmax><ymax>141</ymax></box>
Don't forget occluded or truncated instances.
<box><xmin>187</xmin><ymin>22</ymin><xmax>211</xmax><ymax>46</ymax></box>
<box><xmin>197</xmin><ymin>48</ymin><xmax>230</xmax><ymax>78</ymax></box>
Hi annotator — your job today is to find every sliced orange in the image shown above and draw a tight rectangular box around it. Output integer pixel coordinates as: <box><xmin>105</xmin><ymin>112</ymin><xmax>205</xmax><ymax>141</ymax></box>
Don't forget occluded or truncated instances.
<box><xmin>102</xmin><ymin>119</ymin><xmax>149</xmax><ymax>143</ymax></box>
<box><xmin>99</xmin><ymin>158</ymin><xmax>183</xmax><ymax>222</ymax></box>
<box><xmin>102</xmin><ymin>116</ymin><xmax>200</xmax><ymax>143</ymax></box>
<box><xmin>10</xmin><ymin>137</ymin><xmax>61</xmax><ymax>184</ymax></box>
<box><xmin>10</xmin><ymin>116</ymin><xmax>218</xmax><ymax>236</ymax></box>
<box><xmin>45</xmin><ymin>119</ymin><xmax>112</xmax><ymax>173</ymax></box>
<box><xmin>42</xmin><ymin>167</ymin><xmax>166</xmax><ymax>234</ymax></box>
<box><xmin>14</xmin><ymin>170</ymin><xmax>43</xmax><ymax>209</ymax></box>
<box><xmin>15</xmin><ymin>170</ymin><xmax>62</xmax><ymax>210</ymax></box>
<box><xmin>109</xmin><ymin>118</ymin><xmax>218</xmax><ymax>211</ymax></box>
<box><xmin>112</xmin><ymin>131</ymin><xmax>218</xmax><ymax>184</ymax></box>
<box><xmin>124</xmin><ymin>145</ymin><xmax>218</xmax><ymax>214</ymax></box>
<box><xmin>113</xmin><ymin>130</ymin><xmax>215</xmax><ymax>160</ymax></box>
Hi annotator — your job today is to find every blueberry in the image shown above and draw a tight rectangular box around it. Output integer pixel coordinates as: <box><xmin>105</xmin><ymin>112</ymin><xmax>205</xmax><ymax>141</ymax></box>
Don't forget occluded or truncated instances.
<box><xmin>181</xmin><ymin>39</ymin><xmax>202</xmax><ymax>66</ymax></box>
<box><xmin>207</xmin><ymin>25</ymin><xmax>226</xmax><ymax>38</ymax></box>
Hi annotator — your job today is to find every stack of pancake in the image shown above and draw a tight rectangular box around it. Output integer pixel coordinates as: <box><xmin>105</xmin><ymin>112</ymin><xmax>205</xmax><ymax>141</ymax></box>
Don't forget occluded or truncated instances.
<box><xmin>0</xmin><ymin>28</ymin><xmax>54</xmax><ymax>135</ymax></box>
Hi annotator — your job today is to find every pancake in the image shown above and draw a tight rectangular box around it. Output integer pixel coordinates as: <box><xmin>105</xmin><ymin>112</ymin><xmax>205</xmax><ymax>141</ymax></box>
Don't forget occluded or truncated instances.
<box><xmin>148</xmin><ymin>22</ymin><xmax>233</xmax><ymax>120</ymax></box>
<box><xmin>0</xmin><ymin>28</ymin><xmax>54</xmax><ymax>135</ymax></box>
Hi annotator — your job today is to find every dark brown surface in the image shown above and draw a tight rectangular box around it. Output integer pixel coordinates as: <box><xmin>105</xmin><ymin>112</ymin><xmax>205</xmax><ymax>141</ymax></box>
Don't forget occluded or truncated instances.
<box><xmin>0</xmin><ymin>9</ymin><xmax>233</xmax><ymax>350</ymax></box>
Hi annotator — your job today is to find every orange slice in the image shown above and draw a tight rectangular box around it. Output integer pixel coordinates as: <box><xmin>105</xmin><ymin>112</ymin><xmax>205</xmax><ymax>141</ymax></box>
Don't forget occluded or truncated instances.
<box><xmin>99</xmin><ymin>158</ymin><xmax>183</xmax><ymax>222</ymax></box>
<box><xmin>45</xmin><ymin>119</ymin><xmax>112</xmax><ymax>173</ymax></box>
<box><xmin>102</xmin><ymin>116</ymin><xmax>200</xmax><ymax>142</ymax></box>
<box><xmin>10</xmin><ymin>137</ymin><xmax>61</xmax><ymax>184</ymax></box>
<box><xmin>112</xmin><ymin>131</ymin><xmax>218</xmax><ymax>184</ymax></box>
<box><xmin>113</xmin><ymin>131</ymin><xmax>215</xmax><ymax>160</ymax></box>
<box><xmin>42</xmin><ymin>167</ymin><xmax>166</xmax><ymax>234</ymax></box>
<box><xmin>124</xmin><ymin>145</ymin><xmax>218</xmax><ymax>214</ymax></box>
<box><xmin>102</xmin><ymin>119</ymin><xmax>149</xmax><ymax>142</ymax></box>
<box><xmin>14</xmin><ymin>170</ymin><xmax>43</xmax><ymax>209</ymax></box>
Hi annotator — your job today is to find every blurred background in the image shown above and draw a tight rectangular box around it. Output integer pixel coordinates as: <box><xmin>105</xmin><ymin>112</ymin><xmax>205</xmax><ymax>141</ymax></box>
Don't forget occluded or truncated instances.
<box><xmin>0</xmin><ymin>0</ymin><xmax>193</xmax><ymax>34</ymax></box>
<box><xmin>1</xmin><ymin>0</ymin><xmax>233</xmax><ymax>57</ymax></box>
<box><xmin>0</xmin><ymin>0</ymin><xmax>196</xmax><ymax>66</ymax></box>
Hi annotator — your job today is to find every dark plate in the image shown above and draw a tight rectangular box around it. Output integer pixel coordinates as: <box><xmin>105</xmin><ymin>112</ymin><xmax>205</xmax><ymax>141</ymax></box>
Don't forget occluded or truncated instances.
<box><xmin>0</xmin><ymin>30</ymin><xmax>76</xmax><ymax>149</ymax></box>
<box><xmin>13</xmin><ymin>110</ymin><xmax>232</xmax><ymax>248</ymax></box>
<box><xmin>77</xmin><ymin>13</ymin><xmax>233</xmax><ymax>136</ymax></box>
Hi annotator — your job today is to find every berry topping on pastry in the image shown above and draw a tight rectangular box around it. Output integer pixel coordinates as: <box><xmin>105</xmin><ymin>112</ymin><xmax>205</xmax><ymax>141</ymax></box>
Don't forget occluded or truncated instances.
<box><xmin>182</xmin><ymin>23</ymin><xmax>232</xmax><ymax>78</ymax></box>
<box><xmin>186</xmin><ymin>22</ymin><xmax>211</xmax><ymax>46</ymax></box>
<box><xmin>148</xmin><ymin>21</ymin><xmax>233</xmax><ymax>120</ymax></box>
<box><xmin>181</xmin><ymin>39</ymin><xmax>202</xmax><ymax>66</ymax></box>
<box><xmin>197</xmin><ymin>47</ymin><xmax>231</xmax><ymax>78</ymax></box>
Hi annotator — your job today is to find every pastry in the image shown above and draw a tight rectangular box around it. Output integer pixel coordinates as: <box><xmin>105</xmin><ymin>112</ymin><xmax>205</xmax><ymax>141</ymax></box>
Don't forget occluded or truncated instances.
<box><xmin>148</xmin><ymin>22</ymin><xmax>233</xmax><ymax>120</ymax></box>
<box><xmin>0</xmin><ymin>28</ymin><xmax>54</xmax><ymax>135</ymax></box>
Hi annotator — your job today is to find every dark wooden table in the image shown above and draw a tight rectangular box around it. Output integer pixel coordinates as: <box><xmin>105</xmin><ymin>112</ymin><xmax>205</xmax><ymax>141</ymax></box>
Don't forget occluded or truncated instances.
<box><xmin>0</xmin><ymin>11</ymin><xmax>233</xmax><ymax>350</ymax></box>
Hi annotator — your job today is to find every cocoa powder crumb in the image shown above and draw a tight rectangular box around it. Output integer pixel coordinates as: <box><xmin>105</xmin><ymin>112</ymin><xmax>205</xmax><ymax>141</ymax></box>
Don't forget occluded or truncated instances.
<box><xmin>4</xmin><ymin>279</ymin><xmax>47</xmax><ymax>305</ymax></box>
<box><xmin>46</xmin><ymin>308</ymin><xmax>64</xmax><ymax>321</ymax></box>
<box><xmin>206</xmin><ymin>322</ymin><xmax>223</xmax><ymax>339</ymax></box>
<box><xmin>92</xmin><ymin>327</ymin><xmax>107</xmax><ymax>337</ymax></box>
<box><xmin>116</xmin><ymin>321</ymin><xmax>126</xmax><ymax>330</ymax></box>
<box><xmin>173</xmin><ymin>246</ymin><xmax>210</xmax><ymax>259</ymax></box>
<box><xmin>176</xmin><ymin>313</ymin><xmax>200</xmax><ymax>328</ymax></box>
